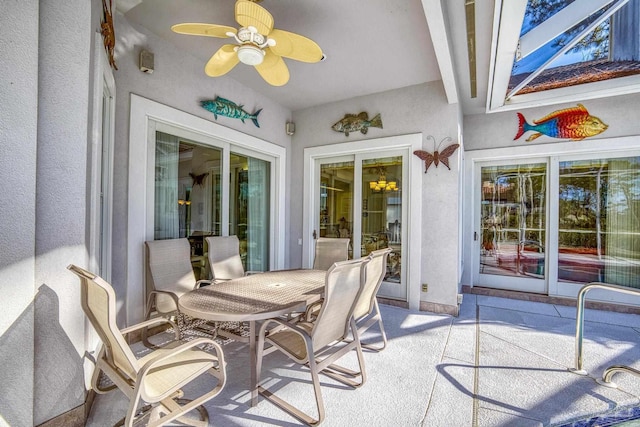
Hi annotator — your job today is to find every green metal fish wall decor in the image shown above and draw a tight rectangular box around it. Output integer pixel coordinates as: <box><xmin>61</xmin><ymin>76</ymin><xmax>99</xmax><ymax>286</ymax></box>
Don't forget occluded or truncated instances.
<box><xmin>332</xmin><ymin>112</ymin><xmax>383</xmax><ymax>137</ymax></box>
<box><xmin>201</xmin><ymin>96</ymin><xmax>262</xmax><ymax>127</ymax></box>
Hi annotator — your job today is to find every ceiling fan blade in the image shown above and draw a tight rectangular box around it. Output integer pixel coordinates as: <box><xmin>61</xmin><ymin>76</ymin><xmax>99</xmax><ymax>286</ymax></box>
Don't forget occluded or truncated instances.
<box><xmin>235</xmin><ymin>0</ymin><xmax>274</xmax><ymax>35</ymax></box>
<box><xmin>268</xmin><ymin>29</ymin><xmax>323</xmax><ymax>63</ymax></box>
<box><xmin>171</xmin><ymin>23</ymin><xmax>237</xmax><ymax>38</ymax></box>
<box><xmin>255</xmin><ymin>50</ymin><xmax>289</xmax><ymax>86</ymax></box>
<box><xmin>205</xmin><ymin>44</ymin><xmax>240</xmax><ymax>77</ymax></box>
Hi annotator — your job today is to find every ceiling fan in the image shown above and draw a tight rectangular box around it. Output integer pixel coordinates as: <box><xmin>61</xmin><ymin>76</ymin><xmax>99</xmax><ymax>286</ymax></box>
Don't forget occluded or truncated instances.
<box><xmin>171</xmin><ymin>0</ymin><xmax>324</xmax><ymax>86</ymax></box>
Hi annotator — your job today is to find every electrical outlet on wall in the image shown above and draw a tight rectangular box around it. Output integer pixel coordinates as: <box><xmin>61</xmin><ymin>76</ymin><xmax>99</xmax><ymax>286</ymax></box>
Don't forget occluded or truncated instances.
<box><xmin>422</xmin><ymin>283</ymin><xmax>428</xmax><ymax>292</ymax></box>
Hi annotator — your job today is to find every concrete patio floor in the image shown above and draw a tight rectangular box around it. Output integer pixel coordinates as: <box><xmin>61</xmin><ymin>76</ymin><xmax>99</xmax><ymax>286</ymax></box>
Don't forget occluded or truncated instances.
<box><xmin>87</xmin><ymin>293</ymin><xmax>640</xmax><ymax>426</ymax></box>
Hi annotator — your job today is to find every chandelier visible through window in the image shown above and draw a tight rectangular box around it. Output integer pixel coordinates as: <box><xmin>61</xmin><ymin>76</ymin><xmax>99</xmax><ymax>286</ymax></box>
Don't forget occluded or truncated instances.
<box><xmin>369</xmin><ymin>166</ymin><xmax>400</xmax><ymax>192</ymax></box>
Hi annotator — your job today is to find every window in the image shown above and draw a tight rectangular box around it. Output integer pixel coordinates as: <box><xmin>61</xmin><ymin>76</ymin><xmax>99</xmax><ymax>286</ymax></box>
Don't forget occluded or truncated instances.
<box><xmin>489</xmin><ymin>0</ymin><xmax>640</xmax><ymax>112</ymax></box>
<box><xmin>558</xmin><ymin>155</ymin><xmax>640</xmax><ymax>286</ymax></box>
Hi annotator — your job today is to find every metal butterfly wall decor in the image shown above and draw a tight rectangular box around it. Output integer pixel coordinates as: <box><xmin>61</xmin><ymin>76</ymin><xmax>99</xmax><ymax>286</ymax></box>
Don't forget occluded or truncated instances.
<box><xmin>413</xmin><ymin>136</ymin><xmax>460</xmax><ymax>173</ymax></box>
<box><xmin>189</xmin><ymin>172</ymin><xmax>208</xmax><ymax>187</ymax></box>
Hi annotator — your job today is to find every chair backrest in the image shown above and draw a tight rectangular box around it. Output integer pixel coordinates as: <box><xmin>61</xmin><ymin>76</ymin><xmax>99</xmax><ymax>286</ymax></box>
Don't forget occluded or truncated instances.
<box><xmin>312</xmin><ymin>237</ymin><xmax>350</xmax><ymax>270</ymax></box>
<box><xmin>67</xmin><ymin>264</ymin><xmax>138</xmax><ymax>380</ymax></box>
<box><xmin>311</xmin><ymin>258</ymin><xmax>369</xmax><ymax>349</ymax></box>
<box><xmin>145</xmin><ymin>238</ymin><xmax>197</xmax><ymax>313</ymax></box>
<box><xmin>206</xmin><ymin>235</ymin><xmax>245</xmax><ymax>281</ymax></box>
<box><xmin>353</xmin><ymin>248</ymin><xmax>392</xmax><ymax>320</ymax></box>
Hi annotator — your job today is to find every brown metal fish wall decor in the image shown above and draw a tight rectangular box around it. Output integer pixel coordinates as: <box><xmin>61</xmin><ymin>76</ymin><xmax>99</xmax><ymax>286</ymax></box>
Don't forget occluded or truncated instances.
<box><xmin>413</xmin><ymin>136</ymin><xmax>460</xmax><ymax>173</ymax></box>
<box><xmin>332</xmin><ymin>112</ymin><xmax>382</xmax><ymax>137</ymax></box>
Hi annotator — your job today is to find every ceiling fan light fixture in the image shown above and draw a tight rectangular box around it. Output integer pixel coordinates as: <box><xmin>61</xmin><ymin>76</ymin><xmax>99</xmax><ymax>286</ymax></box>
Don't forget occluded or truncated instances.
<box><xmin>237</xmin><ymin>44</ymin><xmax>265</xmax><ymax>65</ymax></box>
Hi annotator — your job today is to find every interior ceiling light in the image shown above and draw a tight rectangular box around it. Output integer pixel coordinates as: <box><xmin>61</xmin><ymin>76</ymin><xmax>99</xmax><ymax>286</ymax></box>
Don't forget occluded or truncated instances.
<box><xmin>369</xmin><ymin>166</ymin><xmax>400</xmax><ymax>192</ymax></box>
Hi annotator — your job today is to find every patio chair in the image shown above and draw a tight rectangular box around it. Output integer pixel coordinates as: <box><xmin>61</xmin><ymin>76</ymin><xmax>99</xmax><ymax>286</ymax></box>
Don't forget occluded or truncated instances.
<box><xmin>312</xmin><ymin>237</ymin><xmax>350</xmax><ymax>270</ymax></box>
<box><xmin>67</xmin><ymin>264</ymin><xmax>227</xmax><ymax>427</ymax></box>
<box><xmin>205</xmin><ymin>235</ymin><xmax>258</xmax><ymax>340</ymax></box>
<box><xmin>353</xmin><ymin>247</ymin><xmax>392</xmax><ymax>351</ymax></box>
<box><xmin>206</xmin><ymin>235</ymin><xmax>261</xmax><ymax>282</ymax></box>
<box><xmin>255</xmin><ymin>258</ymin><xmax>370</xmax><ymax>426</ymax></box>
<box><xmin>305</xmin><ymin>248</ymin><xmax>391</xmax><ymax>352</ymax></box>
<box><xmin>145</xmin><ymin>238</ymin><xmax>212</xmax><ymax>339</ymax></box>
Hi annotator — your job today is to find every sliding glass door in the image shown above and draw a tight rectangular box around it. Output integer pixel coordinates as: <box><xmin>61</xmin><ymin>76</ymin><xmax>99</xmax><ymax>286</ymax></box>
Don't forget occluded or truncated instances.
<box><xmin>474</xmin><ymin>152</ymin><xmax>640</xmax><ymax>298</ymax></box>
<box><xmin>314</xmin><ymin>150</ymin><xmax>408</xmax><ymax>300</ymax></box>
<box><xmin>152</xmin><ymin>130</ymin><xmax>273</xmax><ymax>277</ymax></box>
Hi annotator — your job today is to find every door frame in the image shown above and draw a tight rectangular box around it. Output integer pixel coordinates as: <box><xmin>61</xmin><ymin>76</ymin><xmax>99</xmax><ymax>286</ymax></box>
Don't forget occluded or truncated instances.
<box><xmin>303</xmin><ymin>134</ymin><xmax>423</xmax><ymax>310</ymax></box>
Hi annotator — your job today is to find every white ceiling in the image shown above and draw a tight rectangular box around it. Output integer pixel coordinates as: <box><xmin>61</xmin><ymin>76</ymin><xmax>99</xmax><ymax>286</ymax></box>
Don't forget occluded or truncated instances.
<box><xmin>117</xmin><ymin>0</ymin><xmax>489</xmax><ymax>113</ymax></box>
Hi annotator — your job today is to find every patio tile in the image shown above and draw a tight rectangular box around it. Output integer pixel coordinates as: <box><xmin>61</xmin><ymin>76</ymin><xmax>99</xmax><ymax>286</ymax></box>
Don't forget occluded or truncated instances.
<box><xmin>86</xmin><ymin>297</ymin><xmax>640</xmax><ymax>427</ymax></box>
<box><xmin>555</xmin><ymin>304</ymin><xmax>640</xmax><ymax>329</ymax></box>
<box><xmin>477</xmin><ymin>295</ymin><xmax>562</xmax><ymax>317</ymax></box>
<box><xmin>477</xmin><ymin>407</ymin><xmax>544</xmax><ymax>427</ymax></box>
<box><xmin>476</xmin><ymin>332</ymin><xmax>638</xmax><ymax>426</ymax></box>
<box><xmin>424</xmin><ymin>356</ymin><xmax>475</xmax><ymax>427</ymax></box>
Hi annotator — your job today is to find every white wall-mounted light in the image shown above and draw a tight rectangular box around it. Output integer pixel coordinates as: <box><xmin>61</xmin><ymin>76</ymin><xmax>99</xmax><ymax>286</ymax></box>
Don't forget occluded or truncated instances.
<box><xmin>286</xmin><ymin>122</ymin><xmax>295</xmax><ymax>136</ymax></box>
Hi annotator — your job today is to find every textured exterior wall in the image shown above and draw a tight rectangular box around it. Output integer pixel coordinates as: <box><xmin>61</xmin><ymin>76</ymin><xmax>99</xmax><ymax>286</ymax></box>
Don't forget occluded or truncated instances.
<box><xmin>33</xmin><ymin>0</ymin><xmax>94</xmax><ymax>424</ymax></box>
<box><xmin>112</xmin><ymin>12</ymin><xmax>293</xmax><ymax>326</ymax></box>
<box><xmin>1</xmin><ymin>0</ymin><xmax>97</xmax><ymax>425</ymax></box>
<box><xmin>0</xmin><ymin>1</ymin><xmax>39</xmax><ymax>426</ymax></box>
<box><xmin>463</xmin><ymin>94</ymin><xmax>640</xmax><ymax>151</ymax></box>
<box><xmin>291</xmin><ymin>82</ymin><xmax>463</xmax><ymax>309</ymax></box>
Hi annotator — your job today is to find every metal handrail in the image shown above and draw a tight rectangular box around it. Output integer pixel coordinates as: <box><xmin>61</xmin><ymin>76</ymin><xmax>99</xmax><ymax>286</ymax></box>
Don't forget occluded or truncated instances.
<box><xmin>598</xmin><ymin>365</ymin><xmax>640</xmax><ymax>388</ymax></box>
<box><xmin>571</xmin><ymin>282</ymin><xmax>640</xmax><ymax>375</ymax></box>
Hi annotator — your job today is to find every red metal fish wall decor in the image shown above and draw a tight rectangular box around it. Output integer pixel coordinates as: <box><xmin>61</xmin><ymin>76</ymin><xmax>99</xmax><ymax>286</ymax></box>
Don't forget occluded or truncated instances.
<box><xmin>514</xmin><ymin>104</ymin><xmax>608</xmax><ymax>142</ymax></box>
<box><xmin>413</xmin><ymin>136</ymin><xmax>460</xmax><ymax>173</ymax></box>
<box><xmin>101</xmin><ymin>0</ymin><xmax>117</xmax><ymax>70</ymax></box>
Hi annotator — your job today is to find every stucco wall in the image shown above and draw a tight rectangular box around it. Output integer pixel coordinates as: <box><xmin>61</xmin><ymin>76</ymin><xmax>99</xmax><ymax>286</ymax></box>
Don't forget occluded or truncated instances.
<box><xmin>0</xmin><ymin>1</ymin><xmax>96</xmax><ymax>425</ymax></box>
<box><xmin>290</xmin><ymin>82</ymin><xmax>462</xmax><ymax>309</ymax></box>
<box><xmin>0</xmin><ymin>1</ymin><xmax>39</xmax><ymax>426</ymax></box>
<box><xmin>112</xmin><ymin>12</ymin><xmax>294</xmax><ymax>326</ymax></box>
<box><xmin>464</xmin><ymin>94</ymin><xmax>640</xmax><ymax>150</ymax></box>
<box><xmin>33</xmin><ymin>1</ymin><xmax>94</xmax><ymax>424</ymax></box>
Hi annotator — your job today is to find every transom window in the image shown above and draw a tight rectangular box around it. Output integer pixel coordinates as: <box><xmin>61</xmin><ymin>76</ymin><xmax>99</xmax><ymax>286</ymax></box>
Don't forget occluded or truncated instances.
<box><xmin>489</xmin><ymin>0</ymin><xmax>640</xmax><ymax>112</ymax></box>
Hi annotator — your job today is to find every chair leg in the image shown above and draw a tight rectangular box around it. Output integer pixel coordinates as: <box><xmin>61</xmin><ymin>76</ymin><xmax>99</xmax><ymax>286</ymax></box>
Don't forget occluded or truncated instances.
<box><xmin>360</xmin><ymin>301</ymin><xmax>388</xmax><ymax>352</ymax></box>
<box><xmin>321</xmin><ymin>320</ymin><xmax>367</xmax><ymax>388</ymax></box>
<box><xmin>257</xmin><ymin>328</ymin><xmax>325</xmax><ymax>426</ymax></box>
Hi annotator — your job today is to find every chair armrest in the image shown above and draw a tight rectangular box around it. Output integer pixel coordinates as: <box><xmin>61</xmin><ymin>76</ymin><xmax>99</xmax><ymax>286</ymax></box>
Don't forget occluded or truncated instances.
<box><xmin>195</xmin><ymin>279</ymin><xmax>212</xmax><ymax>288</ymax></box>
<box><xmin>147</xmin><ymin>290</ymin><xmax>180</xmax><ymax>305</ymax></box>
<box><xmin>304</xmin><ymin>299</ymin><xmax>324</xmax><ymax>322</ymax></box>
<box><xmin>261</xmin><ymin>317</ymin><xmax>313</xmax><ymax>338</ymax></box>
<box><xmin>121</xmin><ymin>317</ymin><xmax>178</xmax><ymax>339</ymax></box>
<box><xmin>138</xmin><ymin>337</ymin><xmax>226</xmax><ymax>377</ymax></box>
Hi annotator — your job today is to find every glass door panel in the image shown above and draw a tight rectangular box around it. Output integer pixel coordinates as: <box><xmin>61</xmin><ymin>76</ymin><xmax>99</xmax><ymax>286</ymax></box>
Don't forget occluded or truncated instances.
<box><xmin>229</xmin><ymin>152</ymin><xmax>270</xmax><ymax>272</ymax></box>
<box><xmin>362</xmin><ymin>157</ymin><xmax>403</xmax><ymax>284</ymax></box>
<box><xmin>154</xmin><ymin>132</ymin><xmax>222</xmax><ymax>279</ymax></box>
<box><xmin>558</xmin><ymin>156</ymin><xmax>640</xmax><ymax>287</ymax></box>
<box><xmin>319</xmin><ymin>160</ymin><xmax>355</xmax><ymax>257</ymax></box>
<box><xmin>478</xmin><ymin>161</ymin><xmax>547</xmax><ymax>293</ymax></box>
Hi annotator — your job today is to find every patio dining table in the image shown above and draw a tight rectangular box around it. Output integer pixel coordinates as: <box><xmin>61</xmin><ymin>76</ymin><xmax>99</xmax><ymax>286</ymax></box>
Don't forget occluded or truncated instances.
<box><xmin>178</xmin><ymin>268</ymin><xmax>327</xmax><ymax>406</ymax></box>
